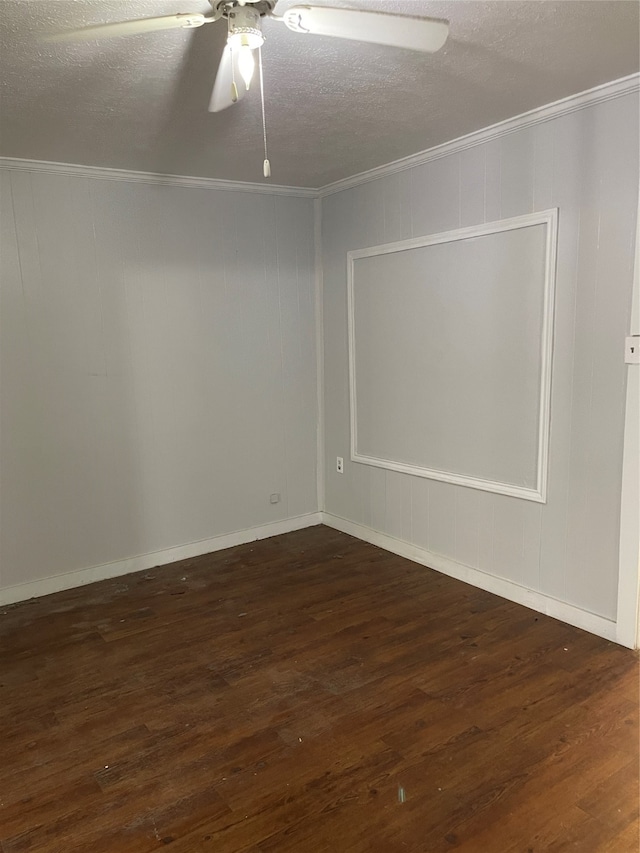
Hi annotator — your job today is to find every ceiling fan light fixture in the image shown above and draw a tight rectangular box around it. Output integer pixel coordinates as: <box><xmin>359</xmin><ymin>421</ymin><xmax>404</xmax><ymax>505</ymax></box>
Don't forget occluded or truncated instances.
<box><xmin>227</xmin><ymin>28</ymin><xmax>264</xmax><ymax>50</ymax></box>
<box><xmin>226</xmin><ymin>5</ymin><xmax>264</xmax><ymax>90</ymax></box>
<box><xmin>47</xmin><ymin>0</ymin><xmax>451</xmax><ymax>178</ymax></box>
<box><xmin>235</xmin><ymin>37</ymin><xmax>256</xmax><ymax>89</ymax></box>
<box><xmin>228</xmin><ymin>29</ymin><xmax>263</xmax><ymax>90</ymax></box>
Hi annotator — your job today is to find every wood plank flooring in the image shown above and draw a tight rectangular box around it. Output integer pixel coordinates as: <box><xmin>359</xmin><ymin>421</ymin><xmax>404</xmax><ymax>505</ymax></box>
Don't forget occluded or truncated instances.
<box><xmin>1</xmin><ymin>525</ymin><xmax>638</xmax><ymax>852</ymax></box>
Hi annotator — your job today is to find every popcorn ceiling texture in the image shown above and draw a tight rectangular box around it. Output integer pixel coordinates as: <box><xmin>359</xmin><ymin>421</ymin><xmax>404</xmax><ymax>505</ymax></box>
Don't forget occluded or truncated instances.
<box><xmin>0</xmin><ymin>0</ymin><xmax>638</xmax><ymax>187</ymax></box>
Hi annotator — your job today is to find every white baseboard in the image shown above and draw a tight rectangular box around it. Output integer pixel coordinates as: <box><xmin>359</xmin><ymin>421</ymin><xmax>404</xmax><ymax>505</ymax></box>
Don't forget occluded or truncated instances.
<box><xmin>3</xmin><ymin>510</ymin><xmax>627</xmax><ymax>648</ymax></box>
<box><xmin>0</xmin><ymin>512</ymin><xmax>322</xmax><ymax>607</ymax></box>
<box><xmin>321</xmin><ymin>512</ymin><xmax>621</xmax><ymax>646</ymax></box>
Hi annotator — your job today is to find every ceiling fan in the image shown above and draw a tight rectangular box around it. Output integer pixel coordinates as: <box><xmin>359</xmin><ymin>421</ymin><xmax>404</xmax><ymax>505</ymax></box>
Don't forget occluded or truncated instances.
<box><xmin>48</xmin><ymin>1</ymin><xmax>450</xmax><ymax>177</ymax></box>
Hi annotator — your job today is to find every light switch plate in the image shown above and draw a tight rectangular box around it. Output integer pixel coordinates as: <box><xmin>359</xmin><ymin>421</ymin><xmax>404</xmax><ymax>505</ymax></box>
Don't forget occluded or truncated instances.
<box><xmin>625</xmin><ymin>336</ymin><xmax>640</xmax><ymax>364</ymax></box>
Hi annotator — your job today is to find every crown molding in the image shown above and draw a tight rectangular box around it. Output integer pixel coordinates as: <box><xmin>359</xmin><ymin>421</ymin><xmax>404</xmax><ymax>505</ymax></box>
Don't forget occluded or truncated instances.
<box><xmin>318</xmin><ymin>73</ymin><xmax>640</xmax><ymax>197</ymax></box>
<box><xmin>2</xmin><ymin>74</ymin><xmax>637</xmax><ymax>198</ymax></box>
<box><xmin>0</xmin><ymin>157</ymin><xmax>317</xmax><ymax>198</ymax></box>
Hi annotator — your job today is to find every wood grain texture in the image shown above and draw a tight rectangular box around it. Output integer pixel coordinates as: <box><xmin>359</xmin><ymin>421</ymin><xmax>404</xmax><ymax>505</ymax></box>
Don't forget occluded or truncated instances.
<box><xmin>1</xmin><ymin>526</ymin><xmax>638</xmax><ymax>852</ymax></box>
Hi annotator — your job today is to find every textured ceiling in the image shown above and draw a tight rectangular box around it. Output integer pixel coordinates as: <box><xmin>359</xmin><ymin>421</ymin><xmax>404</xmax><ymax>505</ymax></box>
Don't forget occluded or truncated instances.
<box><xmin>0</xmin><ymin>0</ymin><xmax>638</xmax><ymax>187</ymax></box>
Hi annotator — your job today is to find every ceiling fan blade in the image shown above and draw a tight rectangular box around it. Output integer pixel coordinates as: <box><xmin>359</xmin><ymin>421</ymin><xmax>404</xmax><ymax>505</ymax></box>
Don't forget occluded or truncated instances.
<box><xmin>280</xmin><ymin>5</ymin><xmax>449</xmax><ymax>53</ymax></box>
<box><xmin>44</xmin><ymin>13</ymin><xmax>210</xmax><ymax>43</ymax></box>
<box><xmin>209</xmin><ymin>45</ymin><xmax>247</xmax><ymax>113</ymax></box>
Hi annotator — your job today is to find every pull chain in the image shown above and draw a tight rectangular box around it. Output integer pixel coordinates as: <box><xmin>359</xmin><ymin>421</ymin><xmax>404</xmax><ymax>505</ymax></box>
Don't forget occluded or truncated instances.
<box><xmin>258</xmin><ymin>46</ymin><xmax>271</xmax><ymax>178</ymax></box>
<box><xmin>229</xmin><ymin>18</ymin><xmax>238</xmax><ymax>103</ymax></box>
<box><xmin>230</xmin><ymin>50</ymin><xmax>239</xmax><ymax>103</ymax></box>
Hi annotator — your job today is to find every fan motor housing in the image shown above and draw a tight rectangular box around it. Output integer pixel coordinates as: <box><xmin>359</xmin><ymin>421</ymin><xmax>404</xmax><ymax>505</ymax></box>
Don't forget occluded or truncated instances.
<box><xmin>212</xmin><ymin>1</ymin><xmax>276</xmax><ymax>18</ymax></box>
<box><xmin>228</xmin><ymin>6</ymin><xmax>262</xmax><ymax>40</ymax></box>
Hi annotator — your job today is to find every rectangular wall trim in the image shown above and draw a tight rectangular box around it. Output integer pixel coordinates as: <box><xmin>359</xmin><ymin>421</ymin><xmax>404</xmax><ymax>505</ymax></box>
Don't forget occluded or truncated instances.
<box><xmin>0</xmin><ymin>513</ymin><xmax>323</xmax><ymax>607</ymax></box>
<box><xmin>616</xmin><ymin>196</ymin><xmax>640</xmax><ymax>649</ymax></box>
<box><xmin>347</xmin><ymin>210</ymin><xmax>559</xmax><ymax>502</ymax></box>
<box><xmin>314</xmin><ymin>197</ymin><xmax>326</xmax><ymax>513</ymax></box>
<box><xmin>322</xmin><ymin>512</ymin><xmax>621</xmax><ymax>646</ymax></box>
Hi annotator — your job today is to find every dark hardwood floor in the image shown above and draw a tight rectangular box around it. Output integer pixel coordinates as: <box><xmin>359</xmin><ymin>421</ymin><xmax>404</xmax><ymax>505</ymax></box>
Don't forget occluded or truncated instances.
<box><xmin>1</xmin><ymin>525</ymin><xmax>638</xmax><ymax>852</ymax></box>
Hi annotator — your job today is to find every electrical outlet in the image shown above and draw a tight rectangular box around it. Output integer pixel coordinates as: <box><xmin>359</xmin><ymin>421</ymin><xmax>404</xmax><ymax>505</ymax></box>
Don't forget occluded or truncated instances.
<box><xmin>336</xmin><ymin>457</ymin><xmax>344</xmax><ymax>474</ymax></box>
<box><xmin>269</xmin><ymin>493</ymin><xmax>280</xmax><ymax>504</ymax></box>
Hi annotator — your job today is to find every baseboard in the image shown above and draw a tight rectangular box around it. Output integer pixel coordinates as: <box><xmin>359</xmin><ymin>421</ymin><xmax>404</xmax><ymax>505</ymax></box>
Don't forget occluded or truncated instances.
<box><xmin>0</xmin><ymin>512</ymin><xmax>323</xmax><ymax>606</ymax></box>
<box><xmin>3</xmin><ymin>511</ymin><xmax>626</xmax><ymax>647</ymax></box>
<box><xmin>321</xmin><ymin>512</ymin><xmax>621</xmax><ymax>646</ymax></box>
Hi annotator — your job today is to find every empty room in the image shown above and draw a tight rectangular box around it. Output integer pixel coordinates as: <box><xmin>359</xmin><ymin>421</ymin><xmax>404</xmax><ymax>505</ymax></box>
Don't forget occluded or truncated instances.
<box><xmin>1</xmin><ymin>1</ymin><xmax>639</xmax><ymax>850</ymax></box>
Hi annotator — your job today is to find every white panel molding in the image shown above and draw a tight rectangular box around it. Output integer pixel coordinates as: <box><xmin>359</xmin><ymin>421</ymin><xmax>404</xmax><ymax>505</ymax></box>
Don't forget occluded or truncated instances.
<box><xmin>347</xmin><ymin>210</ymin><xmax>559</xmax><ymax>502</ymax></box>
<box><xmin>314</xmin><ymin>197</ymin><xmax>326</xmax><ymax>512</ymax></box>
<box><xmin>0</xmin><ymin>157</ymin><xmax>317</xmax><ymax>198</ymax></box>
<box><xmin>322</xmin><ymin>512</ymin><xmax>620</xmax><ymax>645</ymax></box>
<box><xmin>616</xmin><ymin>193</ymin><xmax>640</xmax><ymax>649</ymax></box>
<box><xmin>319</xmin><ymin>73</ymin><xmax>640</xmax><ymax>197</ymax></box>
<box><xmin>0</xmin><ymin>513</ymin><xmax>322</xmax><ymax>607</ymax></box>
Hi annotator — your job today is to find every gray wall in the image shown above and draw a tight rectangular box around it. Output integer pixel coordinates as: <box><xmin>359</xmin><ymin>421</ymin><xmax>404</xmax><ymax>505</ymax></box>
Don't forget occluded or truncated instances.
<box><xmin>0</xmin><ymin>170</ymin><xmax>318</xmax><ymax>594</ymax></box>
<box><xmin>321</xmin><ymin>93</ymin><xmax>638</xmax><ymax>621</ymax></box>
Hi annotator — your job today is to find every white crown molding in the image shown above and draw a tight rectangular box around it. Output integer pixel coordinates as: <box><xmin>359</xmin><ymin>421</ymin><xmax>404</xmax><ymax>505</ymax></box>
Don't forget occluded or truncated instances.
<box><xmin>318</xmin><ymin>73</ymin><xmax>640</xmax><ymax>197</ymax></box>
<box><xmin>1</xmin><ymin>75</ymin><xmax>637</xmax><ymax>197</ymax></box>
<box><xmin>0</xmin><ymin>156</ymin><xmax>317</xmax><ymax>198</ymax></box>
<box><xmin>322</xmin><ymin>512</ymin><xmax>622</xmax><ymax>646</ymax></box>
<box><xmin>0</xmin><ymin>512</ymin><xmax>322</xmax><ymax>606</ymax></box>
